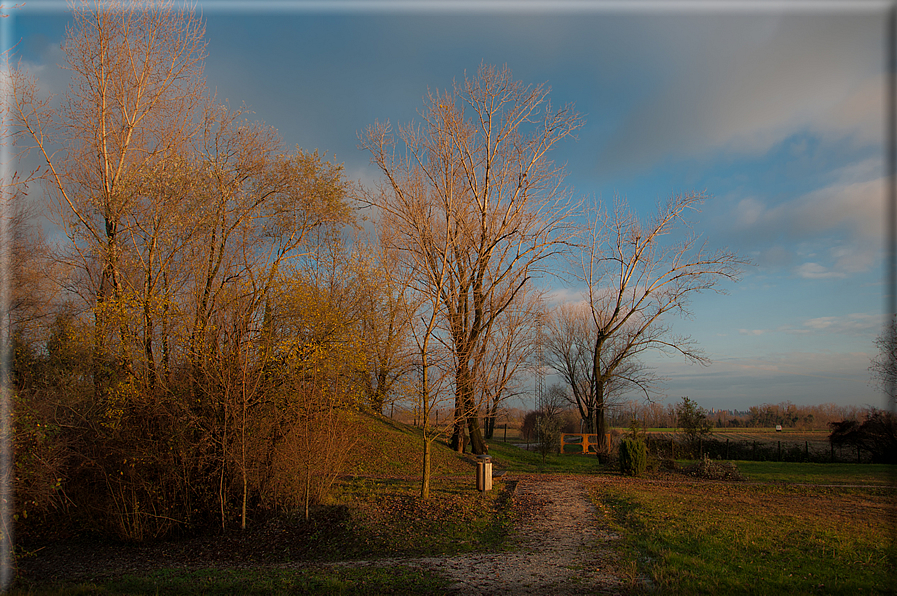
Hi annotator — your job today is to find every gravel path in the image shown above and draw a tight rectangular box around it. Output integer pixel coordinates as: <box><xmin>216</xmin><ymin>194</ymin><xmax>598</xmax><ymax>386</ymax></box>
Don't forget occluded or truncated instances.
<box><xmin>19</xmin><ymin>474</ymin><xmax>641</xmax><ymax>594</ymax></box>
<box><xmin>336</xmin><ymin>474</ymin><xmax>637</xmax><ymax>595</ymax></box>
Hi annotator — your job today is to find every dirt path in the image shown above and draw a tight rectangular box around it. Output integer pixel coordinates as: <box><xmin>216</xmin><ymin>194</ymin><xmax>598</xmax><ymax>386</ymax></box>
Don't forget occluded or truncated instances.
<box><xmin>18</xmin><ymin>474</ymin><xmax>641</xmax><ymax>594</ymax></box>
<box><xmin>337</xmin><ymin>474</ymin><xmax>638</xmax><ymax>595</ymax></box>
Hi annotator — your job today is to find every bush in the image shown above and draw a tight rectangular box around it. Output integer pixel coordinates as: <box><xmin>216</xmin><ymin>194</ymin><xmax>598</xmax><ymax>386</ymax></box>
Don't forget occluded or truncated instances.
<box><xmin>682</xmin><ymin>454</ymin><xmax>746</xmax><ymax>481</ymax></box>
<box><xmin>619</xmin><ymin>437</ymin><xmax>647</xmax><ymax>476</ymax></box>
<box><xmin>535</xmin><ymin>414</ymin><xmax>562</xmax><ymax>463</ymax></box>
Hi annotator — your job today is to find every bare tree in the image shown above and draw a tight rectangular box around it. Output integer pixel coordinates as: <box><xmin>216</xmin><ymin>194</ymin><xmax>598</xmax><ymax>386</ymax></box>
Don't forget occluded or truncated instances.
<box><xmin>544</xmin><ymin>301</ymin><xmax>657</xmax><ymax>434</ymax></box>
<box><xmin>870</xmin><ymin>316</ymin><xmax>896</xmax><ymax>406</ymax></box>
<box><xmin>354</xmin><ymin>238</ymin><xmax>417</xmax><ymax>414</ymax></box>
<box><xmin>361</xmin><ymin>63</ymin><xmax>582</xmax><ymax>454</ymax></box>
<box><xmin>479</xmin><ymin>288</ymin><xmax>540</xmax><ymax>440</ymax></box>
<box><xmin>11</xmin><ymin>0</ymin><xmax>206</xmax><ymax>398</ymax></box>
<box><xmin>572</xmin><ymin>193</ymin><xmax>745</xmax><ymax>458</ymax></box>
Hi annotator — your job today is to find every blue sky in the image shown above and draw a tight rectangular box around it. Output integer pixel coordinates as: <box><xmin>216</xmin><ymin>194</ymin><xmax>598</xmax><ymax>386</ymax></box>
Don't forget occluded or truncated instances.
<box><xmin>8</xmin><ymin>1</ymin><xmax>891</xmax><ymax>411</ymax></box>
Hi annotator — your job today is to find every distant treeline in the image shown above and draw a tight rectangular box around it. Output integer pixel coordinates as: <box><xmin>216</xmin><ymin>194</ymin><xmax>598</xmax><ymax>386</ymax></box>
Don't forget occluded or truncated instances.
<box><xmin>606</xmin><ymin>400</ymin><xmax>875</xmax><ymax>431</ymax></box>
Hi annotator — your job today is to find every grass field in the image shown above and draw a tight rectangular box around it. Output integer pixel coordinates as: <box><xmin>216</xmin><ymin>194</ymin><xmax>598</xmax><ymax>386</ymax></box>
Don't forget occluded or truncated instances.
<box><xmin>488</xmin><ymin>439</ymin><xmax>601</xmax><ymax>473</ymax></box>
<box><xmin>736</xmin><ymin>461</ymin><xmax>897</xmax><ymax>486</ymax></box>
<box><xmin>594</xmin><ymin>477</ymin><xmax>896</xmax><ymax>595</ymax></box>
<box><xmin>13</xmin><ymin>476</ymin><xmax>509</xmax><ymax>595</ymax></box>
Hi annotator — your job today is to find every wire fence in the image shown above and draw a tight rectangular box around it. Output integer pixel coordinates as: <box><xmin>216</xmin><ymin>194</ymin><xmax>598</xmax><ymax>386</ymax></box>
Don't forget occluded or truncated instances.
<box><xmin>644</xmin><ymin>433</ymin><xmax>874</xmax><ymax>464</ymax></box>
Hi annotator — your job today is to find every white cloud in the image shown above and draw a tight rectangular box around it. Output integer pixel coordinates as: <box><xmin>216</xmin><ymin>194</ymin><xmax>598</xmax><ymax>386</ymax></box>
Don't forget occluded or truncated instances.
<box><xmin>15</xmin><ymin>42</ymin><xmax>69</xmax><ymax>101</ymax></box>
<box><xmin>737</xmin><ymin>174</ymin><xmax>883</xmax><ymax>241</ymax></box>
<box><xmin>599</xmin><ymin>14</ymin><xmax>882</xmax><ymax>172</ymax></box>
<box><xmin>814</xmin><ymin>73</ymin><xmax>884</xmax><ymax>147</ymax></box>
<box><xmin>780</xmin><ymin>312</ymin><xmax>880</xmax><ymax>336</ymax></box>
<box><xmin>719</xmin><ymin>169</ymin><xmax>883</xmax><ymax>278</ymax></box>
<box><xmin>794</xmin><ymin>262</ymin><xmax>845</xmax><ymax>279</ymax></box>
<box><xmin>543</xmin><ymin>286</ymin><xmax>586</xmax><ymax>307</ymax></box>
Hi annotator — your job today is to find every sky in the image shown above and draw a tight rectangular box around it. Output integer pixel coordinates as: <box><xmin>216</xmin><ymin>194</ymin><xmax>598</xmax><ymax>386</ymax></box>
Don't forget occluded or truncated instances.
<box><xmin>6</xmin><ymin>0</ymin><xmax>892</xmax><ymax>412</ymax></box>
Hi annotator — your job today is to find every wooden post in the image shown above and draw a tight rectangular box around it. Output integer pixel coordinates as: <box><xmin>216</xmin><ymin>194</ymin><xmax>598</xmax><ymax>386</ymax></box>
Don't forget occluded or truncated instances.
<box><xmin>857</xmin><ymin>445</ymin><xmax>861</xmax><ymax>463</ymax></box>
<box><xmin>831</xmin><ymin>442</ymin><xmax>834</xmax><ymax>463</ymax></box>
<box><xmin>805</xmin><ymin>441</ymin><xmax>809</xmax><ymax>461</ymax></box>
<box><xmin>671</xmin><ymin>438</ymin><xmax>675</xmax><ymax>460</ymax></box>
<box><xmin>503</xmin><ymin>423</ymin><xmax>507</xmax><ymax>442</ymax></box>
<box><xmin>726</xmin><ymin>438</ymin><xmax>729</xmax><ymax>460</ymax></box>
<box><xmin>778</xmin><ymin>440</ymin><xmax>782</xmax><ymax>461</ymax></box>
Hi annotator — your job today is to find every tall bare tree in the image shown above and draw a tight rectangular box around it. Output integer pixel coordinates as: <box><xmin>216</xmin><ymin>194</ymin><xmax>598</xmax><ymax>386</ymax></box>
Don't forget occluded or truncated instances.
<box><xmin>354</xmin><ymin>238</ymin><xmax>416</xmax><ymax>414</ymax></box>
<box><xmin>361</xmin><ymin>64</ymin><xmax>582</xmax><ymax>454</ymax></box>
<box><xmin>572</xmin><ymin>193</ymin><xmax>745</xmax><ymax>458</ymax></box>
<box><xmin>479</xmin><ymin>288</ymin><xmax>540</xmax><ymax>440</ymax></box>
<box><xmin>11</xmin><ymin>0</ymin><xmax>206</xmax><ymax>398</ymax></box>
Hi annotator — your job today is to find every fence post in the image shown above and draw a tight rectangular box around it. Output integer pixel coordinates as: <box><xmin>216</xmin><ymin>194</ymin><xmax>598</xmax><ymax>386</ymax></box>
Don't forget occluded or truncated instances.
<box><xmin>830</xmin><ymin>442</ymin><xmax>834</xmax><ymax>463</ymax></box>
<box><xmin>805</xmin><ymin>441</ymin><xmax>809</xmax><ymax>461</ymax></box>
<box><xmin>503</xmin><ymin>423</ymin><xmax>507</xmax><ymax>442</ymax></box>
<box><xmin>753</xmin><ymin>441</ymin><xmax>757</xmax><ymax>461</ymax></box>
<box><xmin>726</xmin><ymin>438</ymin><xmax>729</xmax><ymax>460</ymax></box>
<box><xmin>778</xmin><ymin>440</ymin><xmax>782</xmax><ymax>461</ymax></box>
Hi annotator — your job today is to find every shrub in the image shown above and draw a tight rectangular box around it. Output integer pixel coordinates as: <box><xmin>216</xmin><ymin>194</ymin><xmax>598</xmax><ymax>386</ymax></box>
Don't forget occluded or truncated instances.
<box><xmin>535</xmin><ymin>414</ymin><xmax>562</xmax><ymax>463</ymax></box>
<box><xmin>619</xmin><ymin>437</ymin><xmax>647</xmax><ymax>476</ymax></box>
<box><xmin>683</xmin><ymin>454</ymin><xmax>746</xmax><ymax>481</ymax></box>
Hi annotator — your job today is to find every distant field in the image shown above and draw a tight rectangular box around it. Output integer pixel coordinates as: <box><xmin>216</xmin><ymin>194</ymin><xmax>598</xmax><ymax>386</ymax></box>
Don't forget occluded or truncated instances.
<box><xmin>490</xmin><ymin>425</ymin><xmax>525</xmax><ymax>443</ymax></box>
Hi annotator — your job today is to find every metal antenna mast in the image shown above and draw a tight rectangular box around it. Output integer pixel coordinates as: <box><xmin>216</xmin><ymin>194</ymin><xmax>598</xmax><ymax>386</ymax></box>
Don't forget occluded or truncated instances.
<box><xmin>535</xmin><ymin>311</ymin><xmax>544</xmax><ymax>411</ymax></box>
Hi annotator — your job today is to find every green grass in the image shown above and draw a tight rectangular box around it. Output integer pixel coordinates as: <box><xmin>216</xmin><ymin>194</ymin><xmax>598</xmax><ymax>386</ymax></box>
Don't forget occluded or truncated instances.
<box><xmin>12</xmin><ymin>565</ymin><xmax>449</xmax><ymax>595</ymax></box>
<box><xmin>735</xmin><ymin>461</ymin><xmax>897</xmax><ymax>486</ymax></box>
<box><xmin>488</xmin><ymin>440</ymin><xmax>608</xmax><ymax>474</ymax></box>
<box><xmin>343</xmin><ymin>411</ymin><xmax>476</xmax><ymax>478</ymax></box>
<box><xmin>594</xmin><ymin>479</ymin><xmax>896</xmax><ymax>595</ymax></box>
<box><xmin>330</xmin><ymin>476</ymin><xmax>512</xmax><ymax>558</ymax></box>
<box><xmin>14</xmin><ymin>477</ymin><xmax>508</xmax><ymax>593</ymax></box>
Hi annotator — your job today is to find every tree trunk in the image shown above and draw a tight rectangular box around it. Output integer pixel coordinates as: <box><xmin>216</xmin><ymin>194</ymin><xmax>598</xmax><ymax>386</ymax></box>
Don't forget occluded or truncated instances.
<box><xmin>466</xmin><ymin>412</ymin><xmax>487</xmax><ymax>454</ymax></box>
<box><xmin>452</xmin><ymin>359</ymin><xmax>488</xmax><ymax>454</ymax></box>
<box><xmin>241</xmin><ymin>389</ymin><xmax>247</xmax><ymax>530</ymax></box>
<box><xmin>421</xmin><ymin>440</ymin><xmax>431</xmax><ymax>499</ymax></box>
<box><xmin>451</xmin><ymin>407</ymin><xmax>465</xmax><ymax>452</ymax></box>
<box><xmin>304</xmin><ymin>463</ymin><xmax>311</xmax><ymax>521</ymax></box>
<box><xmin>592</xmin><ymin>333</ymin><xmax>607</xmax><ymax>460</ymax></box>
<box><xmin>595</xmin><ymin>383</ymin><xmax>607</xmax><ymax>461</ymax></box>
